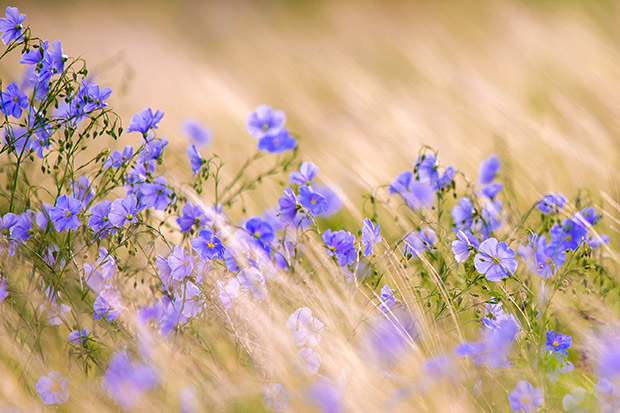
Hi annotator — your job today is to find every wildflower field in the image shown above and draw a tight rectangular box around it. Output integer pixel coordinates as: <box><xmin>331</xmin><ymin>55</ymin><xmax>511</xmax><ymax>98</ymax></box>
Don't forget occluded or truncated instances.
<box><xmin>2</xmin><ymin>2</ymin><xmax>620</xmax><ymax>412</ymax></box>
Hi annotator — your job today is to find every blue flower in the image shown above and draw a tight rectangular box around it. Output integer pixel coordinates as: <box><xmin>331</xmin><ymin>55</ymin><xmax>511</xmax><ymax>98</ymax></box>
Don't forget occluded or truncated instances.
<box><xmin>187</xmin><ymin>145</ymin><xmax>203</xmax><ymax>176</ymax></box>
<box><xmin>104</xmin><ymin>146</ymin><xmax>134</xmax><ymax>169</ymax></box>
<box><xmin>313</xmin><ymin>184</ymin><xmax>343</xmax><ymax>217</ymax></box>
<box><xmin>139</xmin><ymin>176</ymin><xmax>172</xmax><ymax>211</ymax></box>
<box><xmin>246</xmin><ymin>104</ymin><xmax>285</xmax><ymax>139</ymax></box>
<box><xmin>379</xmin><ymin>284</ymin><xmax>397</xmax><ymax>312</ymax></box>
<box><xmin>177</xmin><ymin>203</ymin><xmax>209</xmax><ymax>233</ymax></box>
<box><xmin>0</xmin><ymin>7</ymin><xmax>26</xmax><ymax>45</ymax></box>
<box><xmin>127</xmin><ymin>108</ymin><xmax>164</xmax><ymax>135</ymax></box>
<box><xmin>246</xmin><ymin>217</ymin><xmax>275</xmax><ymax>250</ymax></box>
<box><xmin>109</xmin><ymin>194</ymin><xmax>142</xmax><ymax>227</ymax></box>
<box><xmin>263</xmin><ymin>383</ymin><xmax>290</xmax><ymax>413</ymax></box>
<box><xmin>104</xmin><ymin>351</ymin><xmax>158</xmax><ymax>410</ymax></box>
<box><xmin>480</xmin><ymin>183</ymin><xmax>503</xmax><ymax>199</ymax></box>
<box><xmin>182</xmin><ymin>118</ymin><xmax>212</xmax><ymax>146</ymax></box>
<box><xmin>575</xmin><ymin>206</ymin><xmax>602</xmax><ymax>227</ymax></box>
<box><xmin>452</xmin><ymin>230</ymin><xmax>479</xmax><ymax>263</ymax></box>
<box><xmin>389</xmin><ymin>171</ymin><xmax>435</xmax><ymax>210</ymax></box>
<box><xmin>167</xmin><ymin>246</ymin><xmax>195</xmax><ymax>281</ymax></box>
<box><xmin>452</xmin><ymin>197</ymin><xmax>475</xmax><ymax>230</ymax></box>
<box><xmin>361</xmin><ymin>218</ymin><xmax>381</xmax><ymax>256</ymax></box>
<box><xmin>474</xmin><ymin>238</ymin><xmax>518</xmax><ymax>281</ymax></box>
<box><xmin>545</xmin><ymin>330</ymin><xmax>572</xmax><ymax>356</ymax></box>
<box><xmin>93</xmin><ymin>289</ymin><xmax>122</xmax><ymax>321</ymax></box>
<box><xmin>49</xmin><ymin>194</ymin><xmax>82</xmax><ymax>232</ymax></box>
<box><xmin>88</xmin><ymin>200</ymin><xmax>115</xmax><ymax>237</ymax></box>
<box><xmin>258</xmin><ymin>128</ymin><xmax>297</xmax><ymax>153</ymax></box>
<box><xmin>478</xmin><ymin>154</ymin><xmax>501</xmax><ymax>185</ymax></box>
<box><xmin>508</xmin><ymin>381</ymin><xmax>543</xmax><ymax>412</ymax></box>
<box><xmin>191</xmin><ymin>229</ymin><xmax>225</xmax><ymax>260</ymax></box>
<box><xmin>481</xmin><ymin>300</ymin><xmax>508</xmax><ymax>330</ymax></box>
<box><xmin>403</xmin><ymin>227</ymin><xmax>437</xmax><ymax>258</ymax></box>
<box><xmin>537</xmin><ymin>193</ymin><xmax>567</xmax><ymax>214</ymax></box>
<box><xmin>69</xmin><ymin>327</ymin><xmax>89</xmax><ymax>345</ymax></box>
<box><xmin>0</xmin><ymin>278</ymin><xmax>7</xmax><ymax>302</ymax></box>
<box><xmin>290</xmin><ymin>161</ymin><xmax>320</xmax><ymax>185</ymax></box>
<box><xmin>533</xmin><ymin>235</ymin><xmax>566</xmax><ymax>278</ymax></box>
<box><xmin>455</xmin><ymin>314</ymin><xmax>519</xmax><ymax>368</ymax></box>
<box><xmin>322</xmin><ymin>229</ymin><xmax>356</xmax><ymax>267</ymax></box>
<box><xmin>38</xmin><ymin>40</ymin><xmax>64</xmax><ymax>90</ymax></box>
<box><xmin>277</xmin><ymin>187</ymin><xmax>298</xmax><ymax>225</ymax></box>
<box><xmin>36</xmin><ymin>371</ymin><xmax>69</xmax><ymax>405</ymax></box>
<box><xmin>287</xmin><ymin>307</ymin><xmax>324</xmax><ymax>346</ymax></box>
<box><xmin>550</xmin><ymin>219</ymin><xmax>587</xmax><ymax>251</ymax></box>
<box><xmin>0</xmin><ymin>82</ymin><xmax>28</xmax><ymax>118</ymax></box>
<box><xmin>299</xmin><ymin>185</ymin><xmax>328</xmax><ymax>215</ymax></box>
<box><xmin>71</xmin><ymin>175</ymin><xmax>94</xmax><ymax>207</ymax></box>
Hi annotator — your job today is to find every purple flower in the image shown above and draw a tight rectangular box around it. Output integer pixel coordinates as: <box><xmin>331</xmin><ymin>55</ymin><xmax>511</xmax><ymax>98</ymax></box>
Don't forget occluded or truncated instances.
<box><xmin>177</xmin><ymin>203</ymin><xmax>209</xmax><ymax>233</ymax></box>
<box><xmin>237</xmin><ymin>268</ymin><xmax>267</xmax><ymax>301</ymax></box>
<box><xmin>481</xmin><ymin>300</ymin><xmax>508</xmax><ymax>330</ymax></box>
<box><xmin>455</xmin><ymin>314</ymin><xmax>519</xmax><ymax>368</ymax></box>
<box><xmin>258</xmin><ymin>129</ymin><xmax>297</xmax><ymax>154</ymax></box>
<box><xmin>287</xmin><ymin>307</ymin><xmax>325</xmax><ymax>347</ymax></box>
<box><xmin>49</xmin><ymin>194</ymin><xmax>82</xmax><ymax>232</ymax></box>
<box><xmin>69</xmin><ymin>327</ymin><xmax>89</xmax><ymax>345</ymax></box>
<box><xmin>9</xmin><ymin>212</ymin><xmax>32</xmax><ymax>242</ymax></box>
<box><xmin>362</xmin><ymin>218</ymin><xmax>381</xmax><ymax>256</ymax></box>
<box><xmin>218</xmin><ymin>278</ymin><xmax>240</xmax><ymax>310</ymax></box>
<box><xmin>38</xmin><ymin>40</ymin><xmax>64</xmax><ymax>90</ymax></box>
<box><xmin>71</xmin><ymin>176</ymin><xmax>94</xmax><ymax>207</ymax></box>
<box><xmin>389</xmin><ymin>171</ymin><xmax>435</xmax><ymax>210</ymax></box>
<box><xmin>182</xmin><ymin>118</ymin><xmax>212</xmax><ymax>146</ymax></box>
<box><xmin>360</xmin><ymin>308</ymin><xmax>416</xmax><ymax>368</ymax></box>
<box><xmin>139</xmin><ymin>176</ymin><xmax>172</xmax><ymax>211</ymax></box>
<box><xmin>403</xmin><ymin>227</ymin><xmax>437</xmax><ymax>258</ymax></box>
<box><xmin>109</xmin><ymin>194</ymin><xmax>141</xmax><ymax>227</ymax></box>
<box><xmin>0</xmin><ymin>82</ymin><xmax>28</xmax><ymax>118</ymax></box>
<box><xmin>245</xmin><ymin>216</ymin><xmax>274</xmax><ymax>251</ymax></box>
<box><xmin>187</xmin><ymin>145</ymin><xmax>203</xmax><ymax>176</ymax></box>
<box><xmin>480</xmin><ymin>183</ymin><xmax>503</xmax><ymax>199</ymax></box>
<box><xmin>246</xmin><ymin>104</ymin><xmax>285</xmax><ymax>138</ymax></box>
<box><xmin>545</xmin><ymin>330</ymin><xmax>572</xmax><ymax>356</ymax></box>
<box><xmin>277</xmin><ymin>187</ymin><xmax>299</xmax><ymax>225</ymax></box>
<box><xmin>322</xmin><ymin>229</ymin><xmax>356</xmax><ymax>267</ymax></box>
<box><xmin>313</xmin><ymin>185</ymin><xmax>342</xmax><ymax>218</ymax></box>
<box><xmin>306</xmin><ymin>377</ymin><xmax>343</xmax><ymax>413</ymax></box>
<box><xmin>88</xmin><ymin>200</ymin><xmax>115</xmax><ymax>237</ymax></box>
<box><xmin>452</xmin><ymin>230</ymin><xmax>479</xmax><ymax>263</ymax></box>
<box><xmin>191</xmin><ymin>229</ymin><xmax>225</xmax><ymax>260</ymax></box>
<box><xmin>537</xmin><ymin>193</ymin><xmax>567</xmax><ymax>214</ymax></box>
<box><xmin>290</xmin><ymin>162</ymin><xmax>320</xmax><ymax>185</ymax></box>
<box><xmin>263</xmin><ymin>383</ymin><xmax>290</xmax><ymax>413</ymax></box>
<box><xmin>104</xmin><ymin>146</ymin><xmax>133</xmax><ymax>169</ymax></box>
<box><xmin>93</xmin><ymin>289</ymin><xmax>122</xmax><ymax>321</ymax></box>
<box><xmin>379</xmin><ymin>284</ymin><xmax>397</xmax><ymax>312</ymax></box>
<box><xmin>575</xmin><ymin>206</ymin><xmax>602</xmax><ymax>227</ymax></box>
<box><xmin>452</xmin><ymin>197</ymin><xmax>475</xmax><ymax>230</ymax></box>
<box><xmin>127</xmin><ymin>108</ymin><xmax>164</xmax><ymax>135</ymax></box>
<box><xmin>508</xmin><ymin>381</ymin><xmax>543</xmax><ymax>413</ymax></box>
<box><xmin>298</xmin><ymin>347</ymin><xmax>321</xmax><ymax>376</ymax></box>
<box><xmin>550</xmin><ymin>219</ymin><xmax>587</xmax><ymax>251</ymax></box>
<box><xmin>474</xmin><ymin>238</ymin><xmax>518</xmax><ymax>281</ymax></box>
<box><xmin>104</xmin><ymin>351</ymin><xmax>158</xmax><ymax>410</ymax></box>
<box><xmin>36</xmin><ymin>371</ymin><xmax>69</xmax><ymax>405</ymax></box>
<box><xmin>478</xmin><ymin>154</ymin><xmax>501</xmax><ymax>185</ymax></box>
<box><xmin>167</xmin><ymin>246</ymin><xmax>195</xmax><ymax>281</ymax></box>
<box><xmin>533</xmin><ymin>235</ymin><xmax>566</xmax><ymax>278</ymax></box>
<box><xmin>299</xmin><ymin>185</ymin><xmax>328</xmax><ymax>215</ymax></box>
<box><xmin>0</xmin><ymin>7</ymin><xmax>26</xmax><ymax>45</ymax></box>
<box><xmin>0</xmin><ymin>279</ymin><xmax>8</xmax><ymax>302</ymax></box>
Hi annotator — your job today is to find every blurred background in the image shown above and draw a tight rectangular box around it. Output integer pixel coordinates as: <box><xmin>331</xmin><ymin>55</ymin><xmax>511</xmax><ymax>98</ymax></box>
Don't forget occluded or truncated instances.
<box><xmin>7</xmin><ymin>0</ymin><xmax>620</xmax><ymax>213</ymax></box>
